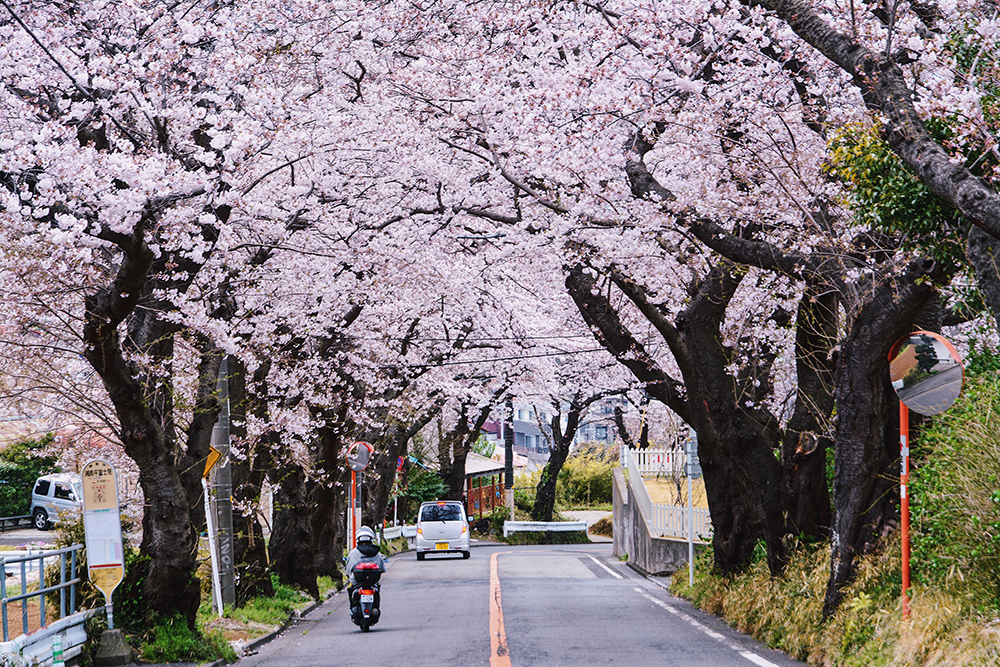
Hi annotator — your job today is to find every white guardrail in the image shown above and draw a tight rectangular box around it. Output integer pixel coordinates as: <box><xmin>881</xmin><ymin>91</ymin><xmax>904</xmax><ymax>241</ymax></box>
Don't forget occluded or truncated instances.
<box><xmin>621</xmin><ymin>446</ymin><xmax>712</xmax><ymax>543</ymax></box>
<box><xmin>503</xmin><ymin>521</ymin><xmax>588</xmax><ymax>538</ymax></box>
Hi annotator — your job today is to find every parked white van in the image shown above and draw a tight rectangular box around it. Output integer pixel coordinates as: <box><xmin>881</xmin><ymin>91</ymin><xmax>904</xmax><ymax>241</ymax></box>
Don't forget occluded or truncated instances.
<box><xmin>29</xmin><ymin>473</ymin><xmax>83</xmax><ymax>530</ymax></box>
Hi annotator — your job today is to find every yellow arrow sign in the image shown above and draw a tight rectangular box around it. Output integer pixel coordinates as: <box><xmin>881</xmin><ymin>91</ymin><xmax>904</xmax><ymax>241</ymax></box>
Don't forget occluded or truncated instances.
<box><xmin>203</xmin><ymin>447</ymin><xmax>222</xmax><ymax>479</ymax></box>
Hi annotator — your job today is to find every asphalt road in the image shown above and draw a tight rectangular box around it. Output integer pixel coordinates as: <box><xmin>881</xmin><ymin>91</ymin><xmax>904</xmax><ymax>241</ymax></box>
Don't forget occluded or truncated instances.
<box><xmin>238</xmin><ymin>543</ymin><xmax>808</xmax><ymax>667</ymax></box>
<box><xmin>0</xmin><ymin>527</ymin><xmax>52</xmax><ymax>547</ymax></box>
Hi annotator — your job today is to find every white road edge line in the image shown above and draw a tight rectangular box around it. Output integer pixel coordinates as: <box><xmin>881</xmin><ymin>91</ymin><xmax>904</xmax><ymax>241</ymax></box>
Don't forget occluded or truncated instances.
<box><xmin>590</xmin><ymin>555</ymin><xmax>623</xmax><ymax>578</ymax></box>
<box><xmin>639</xmin><ymin>592</ymin><xmax>779</xmax><ymax>667</ymax></box>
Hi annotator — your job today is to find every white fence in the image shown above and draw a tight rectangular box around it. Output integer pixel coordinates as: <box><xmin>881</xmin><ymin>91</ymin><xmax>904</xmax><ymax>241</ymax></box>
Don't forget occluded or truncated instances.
<box><xmin>649</xmin><ymin>502</ymin><xmax>712</xmax><ymax>541</ymax></box>
<box><xmin>620</xmin><ymin>446</ymin><xmax>685</xmax><ymax>476</ymax></box>
<box><xmin>621</xmin><ymin>447</ymin><xmax>712</xmax><ymax>543</ymax></box>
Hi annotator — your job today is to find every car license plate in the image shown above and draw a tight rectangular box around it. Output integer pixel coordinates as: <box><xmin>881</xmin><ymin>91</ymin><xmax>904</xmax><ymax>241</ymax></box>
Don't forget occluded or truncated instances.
<box><xmin>436</xmin><ymin>542</ymin><xmax>449</xmax><ymax>550</ymax></box>
<box><xmin>360</xmin><ymin>593</ymin><xmax>374</xmax><ymax>603</ymax></box>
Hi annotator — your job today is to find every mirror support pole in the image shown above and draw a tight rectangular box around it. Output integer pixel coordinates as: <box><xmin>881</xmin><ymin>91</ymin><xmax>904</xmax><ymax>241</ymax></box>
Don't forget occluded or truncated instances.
<box><xmin>900</xmin><ymin>400</ymin><xmax>910</xmax><ymax>620</ymax></box>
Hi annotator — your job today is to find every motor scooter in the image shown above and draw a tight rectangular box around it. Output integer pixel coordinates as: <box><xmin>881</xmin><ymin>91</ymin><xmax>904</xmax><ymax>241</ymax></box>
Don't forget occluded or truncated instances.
<box><xmin>350</xmin><ymin>562</ymin><xmax>382</xmax><ymax>632</ymax></box>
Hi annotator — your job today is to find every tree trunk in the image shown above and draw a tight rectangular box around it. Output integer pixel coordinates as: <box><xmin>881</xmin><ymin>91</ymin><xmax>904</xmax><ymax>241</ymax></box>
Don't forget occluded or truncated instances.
<box><xmin>228</xmin><ymin>358</ymin><xmax>273</xmax><ymax>604</ymax></box>
<box><xmin>268</xmin><ymin>465</ymin><xmax>319</xmax><ymax>599</ymax></box>
<box><xmin>780</xmin><ymin>287</ymin><xmax>837</xmax><ymax>540</ymax></box>
<box><xmin>566</xmin><ymin>263</ymin><xmax>788</xmax><ymax>576</ymax></box>
<box><xmin>967</xmin><ymin>226</ymin><xmax>1000</xmax><ymax>329</ymax></box>
<box><xmin>82</xmin><ymin>234</ymin><xmax>205</xmax><ymax>628</ymax></box>
<box><xmin>823</xmin><ymin>259</ymin><xmax>939</xmax><ymax>616</ymax></box>
<box><xmin>310</xmin><ymin>408</ymin><xmax>350</xmax><ymax>582</ymax></box>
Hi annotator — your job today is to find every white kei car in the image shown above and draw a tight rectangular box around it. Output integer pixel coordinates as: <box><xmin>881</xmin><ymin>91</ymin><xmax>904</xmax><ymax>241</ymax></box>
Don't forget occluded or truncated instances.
<box><xmin>414</xmin><ymin>500</ymin><xmax>471</xmax><ymax>560</ymax></box>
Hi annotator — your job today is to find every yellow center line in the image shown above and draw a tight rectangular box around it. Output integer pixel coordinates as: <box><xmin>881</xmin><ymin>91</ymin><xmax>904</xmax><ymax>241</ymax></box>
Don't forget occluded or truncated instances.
<box><xmin>490</xmin><ymin>551</ymin><xmax>512</xmax><ymax>667</ymax></box>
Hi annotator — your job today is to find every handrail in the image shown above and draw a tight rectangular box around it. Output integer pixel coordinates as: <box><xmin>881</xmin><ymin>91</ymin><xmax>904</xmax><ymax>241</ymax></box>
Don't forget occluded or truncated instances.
<box><xmin>621</xmin><ymin>446</ymin><xmax>713</xmax><ymax>543</ymax></box>
<box><xmin>622</xmin><ymin>446</ymin><xmax>654</xmax><ymax>527</ymax></box>
<box><xmin>0</xmin><ymin>545</ymin><xmax>81</xmax><ymax>642</ymax></box>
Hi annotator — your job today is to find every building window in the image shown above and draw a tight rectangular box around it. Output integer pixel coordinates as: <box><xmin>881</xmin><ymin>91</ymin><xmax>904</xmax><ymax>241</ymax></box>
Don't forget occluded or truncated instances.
<box><xmin>596</xmin><ymin>425</ymin><xmax>608</xmax><ymax>441</ymax></box>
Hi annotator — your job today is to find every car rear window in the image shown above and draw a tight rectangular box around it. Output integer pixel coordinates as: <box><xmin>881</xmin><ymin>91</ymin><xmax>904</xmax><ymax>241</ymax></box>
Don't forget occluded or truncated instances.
<box><xmin>421</xmin><ymin>504</ymin><xmax>463</xmax><ymax>522</ymax></box>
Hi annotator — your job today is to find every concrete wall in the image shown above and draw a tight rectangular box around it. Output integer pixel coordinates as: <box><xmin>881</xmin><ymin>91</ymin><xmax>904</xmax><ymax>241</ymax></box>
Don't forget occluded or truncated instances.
<box><xmin>612</xmin><ymin>468</ymin><xmax>706</xmax><ymax>577</ymax></box>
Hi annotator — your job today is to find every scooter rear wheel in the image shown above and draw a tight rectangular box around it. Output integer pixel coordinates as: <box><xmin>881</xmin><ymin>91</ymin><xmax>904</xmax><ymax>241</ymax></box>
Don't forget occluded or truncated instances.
<box><xmin>361</xmin><ymin>620</ymin><xmax>370</xmax><ymax>633</ymax></box>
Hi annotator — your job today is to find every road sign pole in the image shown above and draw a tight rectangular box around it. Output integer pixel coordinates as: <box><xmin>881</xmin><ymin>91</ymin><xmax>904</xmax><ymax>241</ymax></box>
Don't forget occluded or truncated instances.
<box><xmin>202</xmin><ymin>477</ymin><xmax>224</xmax><ymax>617</ymax></box>
<box><xmin>890</xmin><ymin>331</ymin><xmax>964</xmax><ymax>623</ymax></box>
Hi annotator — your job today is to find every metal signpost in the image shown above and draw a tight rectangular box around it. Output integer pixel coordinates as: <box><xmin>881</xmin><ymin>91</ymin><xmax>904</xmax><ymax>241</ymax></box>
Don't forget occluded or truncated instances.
<box><xmin>686</xmin><ymin>428</ymin><xmax>699</xmax><ymax>587</ymax></box>
<box><xmin>346</xmin><ymin>441</ymin><xmax>374</xmax><ymax>550</ymax></box>
<box><xmin>81</xmin><ymin>459</ymin><xmax>125</xmax><ymax>628</ymax></box>
<box><xmin>889</xmin><ymin>331</ymin><xmax>963</xmax><ymax>619</ymax></box>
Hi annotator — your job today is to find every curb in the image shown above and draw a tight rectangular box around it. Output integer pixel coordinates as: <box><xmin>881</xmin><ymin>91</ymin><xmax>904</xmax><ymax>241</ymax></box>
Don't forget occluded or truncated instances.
<box><xmin>207</xmin><ymin>587</ymin><xmax>339</xmax><ymax>667</ymax></box>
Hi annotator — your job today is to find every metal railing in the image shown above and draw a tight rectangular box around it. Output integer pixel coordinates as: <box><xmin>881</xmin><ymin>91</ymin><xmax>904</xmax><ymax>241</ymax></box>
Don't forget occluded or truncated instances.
<box><xmin>1</xmin><ymin>545</ymin><xmax>82</xmax><ymax>641</ymax></box>
<box><xmin>0</xmin><ymin>516</ymin><xmax>31</xmax><ymax>532</ymax></box>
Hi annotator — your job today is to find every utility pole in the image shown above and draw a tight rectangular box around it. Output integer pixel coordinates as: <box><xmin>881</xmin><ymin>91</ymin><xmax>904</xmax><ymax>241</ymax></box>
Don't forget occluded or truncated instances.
<box><xmin>211</xmin><ymin>355</ymin><xmax>236</xmax><ymax>610</ymax></box>
<box><xmin>504</xmin><ymin>397</ymin><xmax>515</xmax><ymax>521</ymax></box>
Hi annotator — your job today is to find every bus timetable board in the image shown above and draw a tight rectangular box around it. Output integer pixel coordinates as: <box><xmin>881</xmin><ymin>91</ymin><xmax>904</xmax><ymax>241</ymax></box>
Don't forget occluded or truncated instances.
<box><xmin>82</xmin><ymin>459</ymin><xmax>125</xmax><ymax>602</ymax></box>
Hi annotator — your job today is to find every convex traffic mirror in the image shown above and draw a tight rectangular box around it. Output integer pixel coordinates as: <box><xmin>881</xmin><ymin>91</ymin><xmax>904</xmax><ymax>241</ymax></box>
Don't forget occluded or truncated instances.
<box><xmin>889</xmin><ymin>331</ymin><xmax>964</xmax><ymax>416</ymax></box>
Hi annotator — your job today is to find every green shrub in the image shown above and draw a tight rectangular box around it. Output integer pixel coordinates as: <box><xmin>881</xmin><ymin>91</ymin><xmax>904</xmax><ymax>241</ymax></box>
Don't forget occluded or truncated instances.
<box><xmin>557</xmin><ymin>444</ymin><xmax>615</xmax><ymax>507</ymax></box>
<box><xmin>400</xmin><ymin>468</ymin><xmax>447</xmax><ymax>522</ymax></box>
<box><xmin>910</xmin><ymin>372</ymin><xmax>1000</xmax><ymax>609</ymax></box>
<box><xmin>0</xmin><ymin>434</ymin><xmax>57</xmax><ymax>517</ymax></box>
<box><xmin>139</xmin><ymin>614</ymin><xmax>236</xmax><ymax>663</ymax></box>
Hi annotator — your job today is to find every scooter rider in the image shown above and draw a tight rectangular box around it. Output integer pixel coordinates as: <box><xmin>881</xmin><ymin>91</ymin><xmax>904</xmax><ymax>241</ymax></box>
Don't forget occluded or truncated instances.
<box><xmin>346</xmin><ymin>526</ymin><xmax>386</xmax><ymax>618</ymax></box>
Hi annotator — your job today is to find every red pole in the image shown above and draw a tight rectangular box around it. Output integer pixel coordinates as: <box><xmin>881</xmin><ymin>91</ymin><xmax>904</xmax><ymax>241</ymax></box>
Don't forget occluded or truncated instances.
<box><xmin>350</xmin><ymin>469</ymin><xmax>357</xmax><ymax>550</ymax></box>
<box><xmin>900</xmin><ymin>400</ymin><xmax>910</xmax><ymax>619</ymax></box>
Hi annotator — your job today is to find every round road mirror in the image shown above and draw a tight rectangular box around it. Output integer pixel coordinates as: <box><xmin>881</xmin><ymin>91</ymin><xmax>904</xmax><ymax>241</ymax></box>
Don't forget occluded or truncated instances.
<box><xmin>890</xmin><ymin>331</ymin><xmax>964</xmax><ymax>416</ymax></box>
<box><xmin>346</xmin><ymin>441</ymin><xmax>373</xmax><ymax>472</ymax></box>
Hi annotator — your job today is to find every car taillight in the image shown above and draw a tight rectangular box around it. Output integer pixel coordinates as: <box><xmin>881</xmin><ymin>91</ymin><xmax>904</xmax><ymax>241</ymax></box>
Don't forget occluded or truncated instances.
<box><xmin>417</xmin><ymin>525</ymin><xmax>422</xmax><ymax>535</ymax></box>
<box><xmin>462</xmin><ymin>523</ymin><xmax>467</xmax><ymax>534</ymax></box>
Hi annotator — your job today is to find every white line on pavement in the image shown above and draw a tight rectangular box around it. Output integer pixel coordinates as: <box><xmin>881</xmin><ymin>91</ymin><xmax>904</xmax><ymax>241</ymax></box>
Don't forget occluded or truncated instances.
<box><xmin>590</xmin><ymin>555</ymin><xmax>623</xmax><ymax>578</ymax></box>
<box><xmin>639</xmin><ymin>592</ymin><xmax>779</xmax><ymax>667</ymax></box>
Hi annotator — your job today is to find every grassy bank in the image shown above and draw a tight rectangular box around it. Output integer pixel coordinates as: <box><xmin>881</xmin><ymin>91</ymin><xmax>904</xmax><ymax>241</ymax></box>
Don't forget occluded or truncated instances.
<box><xmin>671</xmin><ymin>369</ymin><xmax>1000</xmax><ymax>666</ymax></box>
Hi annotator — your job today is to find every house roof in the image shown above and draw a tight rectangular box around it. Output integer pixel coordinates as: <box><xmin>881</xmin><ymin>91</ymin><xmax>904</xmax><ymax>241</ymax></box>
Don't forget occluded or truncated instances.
<box><xmin>465</xmin><ymin>452</ymin><xmax>505</xmax><ymax>478</ymax></box>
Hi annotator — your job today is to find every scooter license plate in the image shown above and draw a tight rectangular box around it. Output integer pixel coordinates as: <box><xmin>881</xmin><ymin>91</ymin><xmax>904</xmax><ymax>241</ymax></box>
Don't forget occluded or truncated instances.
<box><xmin>436</xmin><ymin>542</ymin><xmax>449</xmax><ymax>550</ymax></box>
<box><xmin>360</xmin><ymin>593</ymin><xmax>374</xmax><ymax>603</ymax></box>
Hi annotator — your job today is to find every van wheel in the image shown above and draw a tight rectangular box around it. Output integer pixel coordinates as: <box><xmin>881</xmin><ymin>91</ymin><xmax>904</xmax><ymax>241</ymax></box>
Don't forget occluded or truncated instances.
<box><xmin>462</xmin><ymin>551</ymin><xmax>470</xmax><ymax>559</ymax></box>
<box><xmin>32</xmin><ymin>509</ymin><xmax>49</xmax><ymax>531</ymax></box>
<box><xmin>416</xmin><ymin>552</ymin><xmax>425</xmax><ymax>561</ymax></box>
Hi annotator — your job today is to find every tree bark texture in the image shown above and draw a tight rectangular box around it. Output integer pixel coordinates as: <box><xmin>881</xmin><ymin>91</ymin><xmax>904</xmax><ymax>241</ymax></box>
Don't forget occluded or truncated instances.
<box><xmin>268</xmin><ymin>464</ymin><xmax>319</xmax><ymax>599</ymax></box>
<box><xmin>823</xmin><ymin>258</ymin><xmax>940</xmax><ymax>615</ymax></box>
<box><xmin>967</xmin><ymin>226</ymin><xmax>1000</xmax><ymax>329</ymax></box>
<box><xmin>780</xmin><ymin>286</ymin><xmax>837</xmax><ymax>541</ymax></box>
<box><xmin>82</xmin><ymin>220</ymin><xmax>213</xmax><ymax>628</ymax></box>
<box><xmin>228</xmin><ymin>359</ymin><xmax>274</xmax><ymax>603</ymax></box>
<box><xmin>566</xmin><ymin>264</ymin><xmax>787</xmax><ymax>576</ymax></box>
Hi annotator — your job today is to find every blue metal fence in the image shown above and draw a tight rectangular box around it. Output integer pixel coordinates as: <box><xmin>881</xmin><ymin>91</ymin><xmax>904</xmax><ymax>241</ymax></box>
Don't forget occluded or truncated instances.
<box><xmin>1</xmin><ymin>545</ymin><xmax>82</xmax><ymax>642</ymax></box>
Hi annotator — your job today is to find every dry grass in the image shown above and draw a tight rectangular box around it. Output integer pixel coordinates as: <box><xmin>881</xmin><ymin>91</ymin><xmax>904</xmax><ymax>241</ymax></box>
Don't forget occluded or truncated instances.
<box><xmin>644</xmin><ymin>477</ymin><xmax>709</xmax><ymax>509</ymax></box>
<box><xmin>674</xmin><ymin>535</ymin><xmax>1000</xmax><ymax>667</ymax></box>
